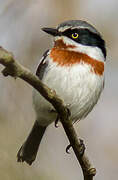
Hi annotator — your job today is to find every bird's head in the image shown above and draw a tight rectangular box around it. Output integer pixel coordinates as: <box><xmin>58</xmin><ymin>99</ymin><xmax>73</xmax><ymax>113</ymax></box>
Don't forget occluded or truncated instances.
<box><xmin>42</xmin><ymin>20</ymin><xmax>106</xmax><ymax>62</ymax></box>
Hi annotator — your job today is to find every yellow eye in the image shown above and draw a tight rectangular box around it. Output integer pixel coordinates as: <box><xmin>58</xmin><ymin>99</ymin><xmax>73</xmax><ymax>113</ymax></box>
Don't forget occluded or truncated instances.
<box><xmin>72</xmin><ymin>33</ymin><xmax>79</xmax><ymax>39</ymax></box>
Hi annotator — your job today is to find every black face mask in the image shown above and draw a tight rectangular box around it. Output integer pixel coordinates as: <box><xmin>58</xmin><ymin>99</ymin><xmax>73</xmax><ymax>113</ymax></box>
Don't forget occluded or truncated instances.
<box><xmin>62</xmin><ymin>28</ymin><xmax>106</xmax><ymax>59</ymax></box>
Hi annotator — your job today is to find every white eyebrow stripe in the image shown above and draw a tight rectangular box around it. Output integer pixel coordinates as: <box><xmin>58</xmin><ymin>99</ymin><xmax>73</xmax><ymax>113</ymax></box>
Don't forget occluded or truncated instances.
<box><xmin>59</xmin><ymin>26</ymin><xmax>92</xmax><ymax>33</ymax></box>
<box><xmin>58</xmin><ymin>26</ymin><xmax>72</xmax><ymax>32</ymax></box>
<box><xmin>71</xmin><ymin>26</ymin><xmax>90</xmax><ymax>31</ymax></box>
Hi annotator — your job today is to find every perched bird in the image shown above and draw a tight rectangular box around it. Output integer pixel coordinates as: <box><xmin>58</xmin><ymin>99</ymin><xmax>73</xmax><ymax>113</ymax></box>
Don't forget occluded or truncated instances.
<box><xmin>17</xmin><ymin>20</ymin><xmax>106</xmax><ymax>165</ymax></box>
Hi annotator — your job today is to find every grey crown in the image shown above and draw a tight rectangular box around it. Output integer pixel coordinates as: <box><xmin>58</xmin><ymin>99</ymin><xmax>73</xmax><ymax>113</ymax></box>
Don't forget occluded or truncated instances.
<box><xmin>57</xmin><ymin>20</ymin><xmax>101</xmax><ymax>36</ymax></box>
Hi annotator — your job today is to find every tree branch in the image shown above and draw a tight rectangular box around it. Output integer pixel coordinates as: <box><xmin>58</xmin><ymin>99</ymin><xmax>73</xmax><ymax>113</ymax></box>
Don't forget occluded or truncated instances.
<box><xmin>0</xmin><ymin>47</ymin><xmax>96</xmax><ymax>180</ymax></box>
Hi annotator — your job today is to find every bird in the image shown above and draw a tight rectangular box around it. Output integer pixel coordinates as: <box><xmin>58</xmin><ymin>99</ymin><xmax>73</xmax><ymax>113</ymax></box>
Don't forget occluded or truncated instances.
<box><xmin>17</xmin><ymin>20</ymin><xmax>106</xmax><ymax>165</ymax></box>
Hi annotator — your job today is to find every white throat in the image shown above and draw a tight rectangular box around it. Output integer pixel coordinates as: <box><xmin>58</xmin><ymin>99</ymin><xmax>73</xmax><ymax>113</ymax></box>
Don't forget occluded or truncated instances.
<box><xmin>54</xmin><ymin>36</ymin><xmax>105</xmax><ymax>62</ymax></box>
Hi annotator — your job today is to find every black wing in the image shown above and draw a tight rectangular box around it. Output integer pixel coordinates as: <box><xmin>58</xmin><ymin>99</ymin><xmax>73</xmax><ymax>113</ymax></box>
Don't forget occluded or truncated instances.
<box><xmin>36</xmin><ymin>49</ymin><xmax>49</xmax><ymax>80</ymax></box>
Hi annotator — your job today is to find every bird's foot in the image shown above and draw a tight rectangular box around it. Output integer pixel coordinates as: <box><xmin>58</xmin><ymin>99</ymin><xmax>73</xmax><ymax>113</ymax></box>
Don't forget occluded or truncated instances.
<box><xmin>66</xmin><ymin>138</ymin><xmax>85</xmax><ymax>156</ymax></box>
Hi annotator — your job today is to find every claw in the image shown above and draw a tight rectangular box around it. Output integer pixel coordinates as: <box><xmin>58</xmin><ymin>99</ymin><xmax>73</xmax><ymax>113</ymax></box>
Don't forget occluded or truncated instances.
<box><xmin>66</xmin><ymin>144</ymin><xmax>72</xmax><ymax>154</ymax></box>
<box><xmin>55</xmin><ymin>115</ymin><xmax>60</xmax><ymax>128</ymax></box>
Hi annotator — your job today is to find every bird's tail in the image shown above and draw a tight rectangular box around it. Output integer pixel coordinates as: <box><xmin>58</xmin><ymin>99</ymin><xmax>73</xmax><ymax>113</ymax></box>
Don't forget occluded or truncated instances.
<box><xmin>17</xmin><ymin>121</ymin><xmax>46</xmax><ymax>165</ymax></box>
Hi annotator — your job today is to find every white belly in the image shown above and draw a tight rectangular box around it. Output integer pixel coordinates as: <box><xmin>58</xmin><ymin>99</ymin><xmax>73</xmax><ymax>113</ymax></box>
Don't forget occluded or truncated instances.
<box><xmin>33</xmin><ymin>62</ymin><xmax>104</xmax><ymax>126</ymax></box>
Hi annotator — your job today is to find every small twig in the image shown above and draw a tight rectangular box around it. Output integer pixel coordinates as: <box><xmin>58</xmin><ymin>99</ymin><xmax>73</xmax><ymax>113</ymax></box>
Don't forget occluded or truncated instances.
<box><xmin>0</xmin><ymin>47</ymin><xmax>96</xmax><ymax>180</ymax></box>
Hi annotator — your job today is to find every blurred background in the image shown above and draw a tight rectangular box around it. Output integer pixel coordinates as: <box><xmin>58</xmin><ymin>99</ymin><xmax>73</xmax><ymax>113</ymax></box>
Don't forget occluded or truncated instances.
<box><xmin>0</xmin><ymin>0</ymin><xmax>117</xmax><ymax>179</ymax></box>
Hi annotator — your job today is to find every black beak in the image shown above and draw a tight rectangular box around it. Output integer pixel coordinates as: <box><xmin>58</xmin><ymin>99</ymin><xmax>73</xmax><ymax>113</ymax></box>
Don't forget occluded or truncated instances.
<box><xmin>41</xmin><ymin>27</ymin><xmax>59</xmax><ymax>36</ymax></box>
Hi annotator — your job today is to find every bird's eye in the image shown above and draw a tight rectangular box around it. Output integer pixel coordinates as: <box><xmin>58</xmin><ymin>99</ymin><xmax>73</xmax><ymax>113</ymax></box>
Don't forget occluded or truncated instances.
<box><xmin>72</xmin><ymin>33</ymin><xmax>79</xmax><ymax>39</ymax></box>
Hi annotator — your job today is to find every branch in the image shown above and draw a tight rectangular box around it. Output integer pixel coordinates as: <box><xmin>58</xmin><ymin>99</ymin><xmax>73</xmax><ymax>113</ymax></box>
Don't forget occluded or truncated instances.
<box><xmin>0</xmin><ymin>47</ymin><xmax>96</xmax><ymax>180</ymax></box>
